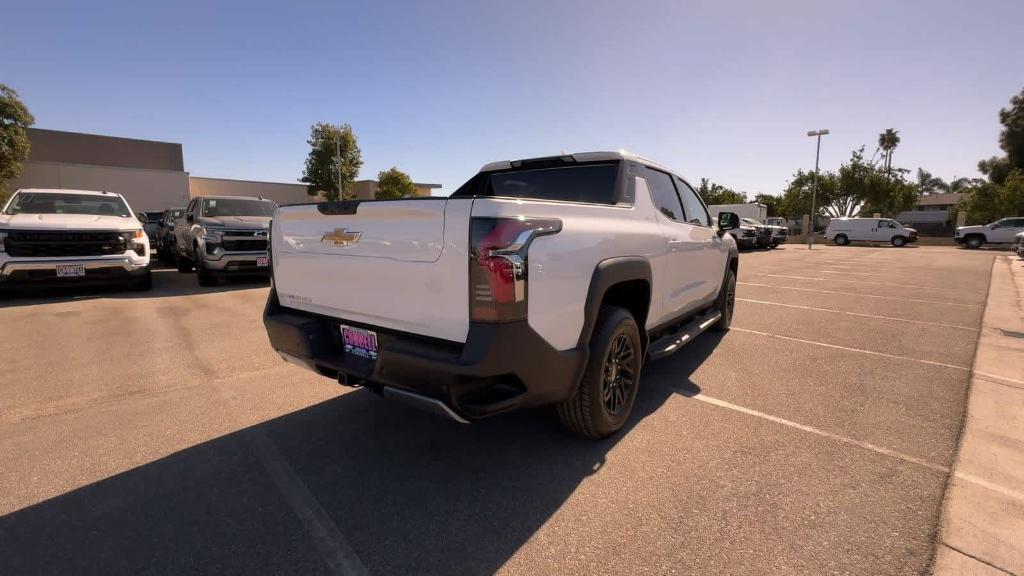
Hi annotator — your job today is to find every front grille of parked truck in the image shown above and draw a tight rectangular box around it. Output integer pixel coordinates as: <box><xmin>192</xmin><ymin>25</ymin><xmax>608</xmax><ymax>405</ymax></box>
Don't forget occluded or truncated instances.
<box><xmin>4</xmin><ymin>231</ymin><xmax>128</xmax><ymax>257</ymax></box>
<box><xmin>220</xmin><ymin>230</ymin><xmax>269</xmax><ymax>252</ymax></box>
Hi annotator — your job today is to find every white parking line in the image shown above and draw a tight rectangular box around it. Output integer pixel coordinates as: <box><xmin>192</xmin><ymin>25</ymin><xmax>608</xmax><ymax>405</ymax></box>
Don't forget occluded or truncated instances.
<box><xmin>793</xmin><ymin>268</ymin><xmax>877</xmax><ymax>275</ymax></box>
<box><xmin>689</xmin><ymin>394</ymin><xmax>949</xmax><ymax>473</ymax></box>
<box><xmin>689</xmin><ymin>394</ymin><xmax>1024</xmax><ymax>502</ymax></box>
<box><xmin>735</xmin><ymin>298</ymin><xmax>979</xmax><ymax>331</ymax></box>
<box><xmin>730</xmin><ymin>327</ymin><xmax>972</xmax><ymax>371</ymax></box>
<box><xmin>245</xmin><ymin>426</ymin><xmax>370</xmax><ymax>576</ymax></box>
<box><xmin>757</xmin><ymin>273</ymin><xmax>968</xmax><ymax>293</ymax></box>
<box><xmin>738</xmin><ymin>282</ymin><xmax>981</xmax><ymax>308</ymax></box>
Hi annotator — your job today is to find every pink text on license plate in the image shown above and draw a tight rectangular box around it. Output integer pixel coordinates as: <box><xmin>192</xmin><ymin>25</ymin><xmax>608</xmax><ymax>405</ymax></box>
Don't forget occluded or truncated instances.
<box><xmin>340</xmin><ymin>325</ymin><xmax>378</xmax><ymax>360</ymax></box>
<box><xmin>257</xmin><ymin>256</ymin><xmax>269</xmax><ymax>267</ymax></box>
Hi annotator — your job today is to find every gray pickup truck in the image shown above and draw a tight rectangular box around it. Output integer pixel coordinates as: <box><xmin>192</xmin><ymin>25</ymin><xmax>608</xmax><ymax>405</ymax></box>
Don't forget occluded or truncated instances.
<box><xmin>174</xmin><ymin>196</ymin><xmax>276</xmax><ymax>286</ymax></box>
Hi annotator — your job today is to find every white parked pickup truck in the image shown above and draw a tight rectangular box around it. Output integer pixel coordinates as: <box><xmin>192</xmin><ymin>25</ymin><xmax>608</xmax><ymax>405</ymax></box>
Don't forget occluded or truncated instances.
<box><xmin>954</xmin><ymin>217</ymin><xmax>1024</xmax><ymax>249</ymax></box>
<box><xmin>264</xmin><ymin>152</ymin><xmax>740</xmax><ymax>438</ymax></box>
<box><xmin>0</xmin><ymin>189</ymin><xmax>152</xmax><ymax>291</ymax></box>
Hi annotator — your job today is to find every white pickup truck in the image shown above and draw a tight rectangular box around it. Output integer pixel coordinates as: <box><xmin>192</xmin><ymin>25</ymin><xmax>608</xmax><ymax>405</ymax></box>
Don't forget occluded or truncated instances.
<box><xmin>955</xmin><ymin>217</ymin><xmax>1024</xmax><ymax>249</ymax></box>
<box><xmin>0</xmin><ymin>188</ymin><xmax>152</xmax><ymax>291</ymax></box>
<box><xmin>264</xmin><ymin>152</ymin><xmax>740</xmax><ymax>437</ymax></box>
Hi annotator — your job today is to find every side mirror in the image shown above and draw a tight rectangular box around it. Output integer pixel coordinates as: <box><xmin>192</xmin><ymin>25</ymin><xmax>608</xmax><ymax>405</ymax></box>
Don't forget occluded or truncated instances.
<box><xmin>717</xmin><ymin>212</ymin><xmax>740</xmax><ymax>234</ymax></box>
<box><xmin>990</xmin><ymin>224</ymin><xmax>998</xmax><ymax>229</ymax></box>
<box><xmin>187</xmin><ymin>213</ymin><xmax>195</xmax><ymax>223</ymax></box>
<box><xmin>136</xmin><ymin>213</ymin><xmax>146</xmax><ymax>223</ymax></box>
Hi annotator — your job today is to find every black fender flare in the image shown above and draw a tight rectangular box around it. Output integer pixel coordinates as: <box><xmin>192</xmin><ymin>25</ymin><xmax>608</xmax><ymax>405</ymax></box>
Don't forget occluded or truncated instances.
<box><xmin>576</xmin><ymin>256</ymin><xmax>653</xmax><ymax>352</ymax></box>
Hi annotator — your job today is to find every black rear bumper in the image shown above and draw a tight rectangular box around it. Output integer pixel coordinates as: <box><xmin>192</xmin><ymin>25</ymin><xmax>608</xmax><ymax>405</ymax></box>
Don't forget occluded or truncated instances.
<box><xmin>263</xmin><ymin>289</ymin><xmax>586</xmax><ymax>420</ymax></box>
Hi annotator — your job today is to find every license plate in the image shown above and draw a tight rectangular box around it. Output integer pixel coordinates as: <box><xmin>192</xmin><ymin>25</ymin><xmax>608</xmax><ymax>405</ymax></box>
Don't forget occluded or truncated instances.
<box><xmin>340</xmin><ymin>325</ymin><xmax>378</xmax><ymax>360</ymax></box>
<box><xmin>257</xmin><ymin>256</ymin><xmax>269</xmax><ymax>267</ymax></box>
<box><xmin>56</xmin><ymin>264</ymin><xmax>86</xmax><ymax>278</ymax></box>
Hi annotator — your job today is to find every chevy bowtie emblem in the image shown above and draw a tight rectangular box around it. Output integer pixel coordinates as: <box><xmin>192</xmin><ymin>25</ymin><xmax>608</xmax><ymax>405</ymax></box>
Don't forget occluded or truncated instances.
<box><xmin>321</xmin><ymin>228</ymin><xmax>362</xmax><ymax>246</ymax></box>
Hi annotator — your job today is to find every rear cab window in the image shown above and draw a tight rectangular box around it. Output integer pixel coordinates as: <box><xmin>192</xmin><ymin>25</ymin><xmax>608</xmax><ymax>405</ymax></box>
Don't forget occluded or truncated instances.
<box><xmin>452</xmin><ymin>161</ymin><xmax>623</xmax><ymax>205</ymax></box>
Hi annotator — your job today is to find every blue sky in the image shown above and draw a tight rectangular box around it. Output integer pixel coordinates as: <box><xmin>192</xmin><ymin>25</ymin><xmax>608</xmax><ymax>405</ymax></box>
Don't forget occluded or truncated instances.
<box><xmin>3</xmin><ymin>0</ymin><xmax>1022</xmax><ymax>195</ymax></box>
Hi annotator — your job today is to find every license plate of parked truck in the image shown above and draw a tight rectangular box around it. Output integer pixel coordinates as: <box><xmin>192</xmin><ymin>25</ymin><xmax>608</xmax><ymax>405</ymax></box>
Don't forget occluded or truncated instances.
<box><xmin>264</xmin><ymin>151</ymin><xmax>742</xmax><ymax>438</ymax></box>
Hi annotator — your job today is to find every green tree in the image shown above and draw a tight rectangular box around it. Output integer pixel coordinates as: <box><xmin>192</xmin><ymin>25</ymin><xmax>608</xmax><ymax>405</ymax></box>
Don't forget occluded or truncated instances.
<box><xmin>752</xmin><ymin>193</ymin><xmax>781</xmax><ymax>216</ymax></box>
<box><xmin>375</xmin><ymin>166</ymin><xmax>417</xmax><ymax>200</ymax></box>
<box><xmin>956</xmin><ymin>169</ymin><xmax>1024</xmax><ymax>224</ymax></box>
<box><xmin>877</xmin><ymin>128</ymin><xmax>900</xmax><ymax>176</ymax></box>
<box><xmin>778</xmin><ymin>169</ymin><xmax>838</xmax><ymax>218</ymax></box>
<box><xmin>916</xmin><ymin>168</ymin><xmax>949</xmax><ymax>194</ymax></box>
<box><xmin>299</xmin><ymin>122</ymin><xmax>362</xmax><ymax>201</ymax></box>
<box><xmin>695</xmin><ymin>178</ymin><xmax>746</xmax><ymax>205</ymax></box>
<box><xmin>0</xmin><ymin>84</ymin><xmax>35</xmax><ymax>202</ymax></box>
<box><xmin>779</xmin><ymin>147</ymin><xmax>918</xmax><ymax>219</ymax></box>
<box><xmin>978</xmin><ymin>86</ymin><xmax>1024</xmax><ymax>184</ymax></box>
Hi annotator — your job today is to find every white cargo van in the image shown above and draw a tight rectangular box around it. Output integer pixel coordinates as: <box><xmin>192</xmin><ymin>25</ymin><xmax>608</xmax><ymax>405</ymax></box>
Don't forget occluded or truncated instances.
<box><xmin>825</xmin><ymin>218</ymin><xmax>918</xmax><ymax>247</ymax></box>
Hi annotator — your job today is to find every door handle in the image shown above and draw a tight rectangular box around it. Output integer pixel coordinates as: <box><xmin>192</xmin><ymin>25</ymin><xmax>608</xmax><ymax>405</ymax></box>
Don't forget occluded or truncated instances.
<box><xmin>668</xmin><ymin>239</ymin><xmax>684</xmax><ymax>247</ymax></box>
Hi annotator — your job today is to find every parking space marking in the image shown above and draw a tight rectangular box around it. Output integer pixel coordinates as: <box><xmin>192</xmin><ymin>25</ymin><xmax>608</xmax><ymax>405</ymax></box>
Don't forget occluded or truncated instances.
<box><xmin>756</xmin><ymin>273</ymin><xmax>968</xmax><ymax>293</ymax></box>
<box><xmin>730</xmin><ymin>327</ymin><xmax>973</xmax><ymax>371</ymax></box>
<box><xmin>691</xmin><ymin>393</ymin><xmax>1024</xmax><ymax>502</ymax></box>
<box><xmin>791</xmin><ymin>268</ymin><xmax>877</xmax><ymax>276</ymax></box>
<box><xmin>244</xmin><ymin>426</ymin><xmax>370</xmax><ymax>576</ymax></box>
<box><xmin>689</xmin><ymin>394</ymin><xmax>949</xmax><ymax>473</ymax></box>
<box><xmin>738</xmin><ymin>282</ymin><xmax>982</xmax><ymax>307</ymax></box>
<box><xmin>736</xmin><ymin>298</ymin><xmax>979</xmax><ymax>331</ymax></box>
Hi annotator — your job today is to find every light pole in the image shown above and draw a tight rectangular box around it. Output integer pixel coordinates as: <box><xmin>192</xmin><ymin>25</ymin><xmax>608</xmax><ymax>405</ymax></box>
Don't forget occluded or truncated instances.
<box><xmin>806</xmin><ymin>129</ymin><xmax>829</xmax><ymax>249</ymax></box>
<box><xmin>335</xmin><ymin>137</ymin><xmax>343</xmax><ymax>201</ymax></box>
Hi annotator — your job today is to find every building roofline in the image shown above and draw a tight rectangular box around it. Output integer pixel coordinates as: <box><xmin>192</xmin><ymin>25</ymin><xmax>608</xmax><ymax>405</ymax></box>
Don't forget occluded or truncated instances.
<box><xmin>190</xmin><ymin>175</ymin><xmax>308</xmax><ymax>187</ymax></box>
<box><xmin>29</xmin><ymin>127</ymin><xmax>183</xmax><ymax>148</ymax></box>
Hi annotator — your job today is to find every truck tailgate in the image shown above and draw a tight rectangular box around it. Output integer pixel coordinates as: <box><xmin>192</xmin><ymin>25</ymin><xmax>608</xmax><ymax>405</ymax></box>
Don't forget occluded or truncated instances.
<box><xmin>271</xmin><ymin>198</ymin><xmax>472</xmax><ymax>343</ymax></box>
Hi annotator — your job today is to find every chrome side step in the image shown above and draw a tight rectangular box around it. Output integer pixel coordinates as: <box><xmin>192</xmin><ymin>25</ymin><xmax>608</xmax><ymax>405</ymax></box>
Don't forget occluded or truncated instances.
<box><xmin>382</xmin><ymin>386</ymin><xmax>470</xmax><ymax>424</ymax></box>
<box><xmin>647</xmin><ymin>310</ymin><xmax>722</xmax><ymax>361</ymax></box>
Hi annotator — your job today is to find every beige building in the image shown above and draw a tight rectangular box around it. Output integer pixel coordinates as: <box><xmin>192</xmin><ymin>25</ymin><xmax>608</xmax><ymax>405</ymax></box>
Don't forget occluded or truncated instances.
<box><xmin>349</xmin><ymin>179</ymin><xmax>441</xmax><ymax>200</ymax></box>
<box><xmin>9</xmin><ymin>128</ymin><xmax>191</xmax><ymax>212</ymax></box>
<box><xmin>189</xmin><ymin>176</ymin><xmax>312</xmax><ymax>205</ymax></box>
<box><xmin>9</xmin><ymin>128</ymin><xmax>441</xmax><ymax>212</ymax></box>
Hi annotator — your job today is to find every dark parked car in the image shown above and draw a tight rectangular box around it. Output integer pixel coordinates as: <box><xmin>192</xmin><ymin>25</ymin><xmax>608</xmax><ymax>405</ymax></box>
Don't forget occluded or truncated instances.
<box><xmin>137</xmin><ymin>212</ymin><xmax>165</xmax><ymax>249</ymax></box>
<box><xmin>731</xmin><ymin>218</ymin><xmax>772</xmax><ymax>249</ymax></box>
<box><xmin>156</xmin><ymin>208</ymin><xmax>184</xmax><ymax>263</ymax></box>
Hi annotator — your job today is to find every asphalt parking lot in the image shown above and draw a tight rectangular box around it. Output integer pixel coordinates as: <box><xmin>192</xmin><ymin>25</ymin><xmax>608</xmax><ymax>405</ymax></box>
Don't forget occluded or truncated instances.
<box><xmin>0</xmin><ymin>245</ymin><xmax>999</xmax><ymax>575</ymax></box>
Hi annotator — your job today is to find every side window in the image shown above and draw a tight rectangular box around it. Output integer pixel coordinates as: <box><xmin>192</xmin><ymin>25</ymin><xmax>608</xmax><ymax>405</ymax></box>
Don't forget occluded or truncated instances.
<box><xmin>674</xmin><ymin>177</ymin><xmax>711</xmax><ymax>226</ymax></box>
<box><xmin>878</xmin><ymin>220</ymin><xmax>890</xmax><ymax>228</ymax></box>
<box><xmin>186</xmin><ymin>199</ymin><xmax>197</xmax><ymax>215</ymax></box>
<box><xmin>644</xmin><ymin>168</ymin><xmax>684</xmax><ymax>221</ymax></box>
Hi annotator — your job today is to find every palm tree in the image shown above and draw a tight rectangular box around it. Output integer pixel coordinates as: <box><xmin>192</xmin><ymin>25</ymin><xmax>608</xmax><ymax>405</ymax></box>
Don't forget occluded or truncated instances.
<box><xmin>916</xmin><ymin>168</ymin><xmax>949</xmax><ymax>195</ymax></box>
<box><xmin>878</xmin><ymin>129</ymin><xmax>901</xmax><ymax>176</ymax></box>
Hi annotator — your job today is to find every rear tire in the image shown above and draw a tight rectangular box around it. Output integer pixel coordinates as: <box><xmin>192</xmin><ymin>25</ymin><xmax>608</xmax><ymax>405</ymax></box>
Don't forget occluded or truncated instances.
<box><xmin>891</xmin><ymin>236</ymin><xmax>906</xmax><ymax>247</ymax></box>
<box><xmin>557</xmin><ymin>306</ymin><xmax>641</xmax><ymax>439</ymax></box>
<box><xmin>834</xmin><ymin>234</ymin><xmax>849</xmax><ymax>246</ymax></box>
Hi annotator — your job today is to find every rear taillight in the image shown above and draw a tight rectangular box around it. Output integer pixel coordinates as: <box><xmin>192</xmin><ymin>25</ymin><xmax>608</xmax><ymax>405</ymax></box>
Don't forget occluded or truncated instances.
<box><xmin>470</xmin><ymin>217</ymin><xmax>561</xmax><ymax>322</ymax></box>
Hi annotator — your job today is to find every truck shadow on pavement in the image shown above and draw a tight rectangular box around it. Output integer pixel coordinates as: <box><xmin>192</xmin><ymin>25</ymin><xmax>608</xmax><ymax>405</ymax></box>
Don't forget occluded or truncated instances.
<box><xmin>0</xmin><ymin>335</ymin><xmax>721</xmax><ymax>575</ymax></box>
<box><xmin>0</xmin><ymin>267</ymin><xmax>269</xmax><ymax>308</ymax></box>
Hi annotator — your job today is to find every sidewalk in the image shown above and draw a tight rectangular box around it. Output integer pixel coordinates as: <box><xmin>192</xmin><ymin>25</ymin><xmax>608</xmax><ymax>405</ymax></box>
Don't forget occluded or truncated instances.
<box><xmin>934</xmin><ymin>253</ymin><xmax>1024</xmax><ymax>575</ymax></box>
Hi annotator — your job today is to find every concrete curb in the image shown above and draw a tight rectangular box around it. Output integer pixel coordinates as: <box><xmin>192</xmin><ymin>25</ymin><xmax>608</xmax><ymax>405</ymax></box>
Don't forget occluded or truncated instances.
<box><xmin>934</xmin><ymin>254</ymin><xmax>1024</xmax><ymax>576</ymax></box>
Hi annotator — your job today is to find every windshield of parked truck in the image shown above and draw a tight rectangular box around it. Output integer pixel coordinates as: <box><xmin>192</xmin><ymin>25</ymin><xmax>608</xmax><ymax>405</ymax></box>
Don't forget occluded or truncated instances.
<box><xmin>4</xmin><ymin>192</ymin><xmax>132</xmax><ymax>217</ymax></box>
<box><xmin>453</xmin><ymin>163</ymin><xmax>620</xmax><ymax>204</ymax></box>
<box><xmin>201</xmin><ymin>198</ymin><xmax>276</xmax><ymax>217</ymax></box>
